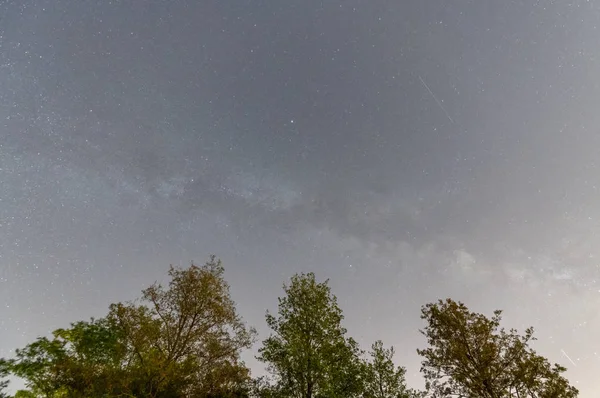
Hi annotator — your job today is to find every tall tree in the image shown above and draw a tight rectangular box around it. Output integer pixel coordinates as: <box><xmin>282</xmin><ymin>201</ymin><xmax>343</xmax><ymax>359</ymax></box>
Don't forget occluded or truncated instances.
<box><xmin>2</xmin><ymin>257</ymin><xmax>256</xmax><ymax>398</ymax></box>
<box><xmin>257</xmin><ymin>272</ymin><xmax>364</xmax><ymax>398</ymax></box>
<box><xmin>417</xmin><ymin>298</ymin><xmax>578</xmax><ymax>398</ymax></box>
<box><xmin>363</xmin><ymin>340</ymin><xmax>413</xmax><ymax>398</ymax></box>
<box><xmin>107</xmin><ymin>256</ymin><xmax>256</xmax><ymax>397</ymax></box>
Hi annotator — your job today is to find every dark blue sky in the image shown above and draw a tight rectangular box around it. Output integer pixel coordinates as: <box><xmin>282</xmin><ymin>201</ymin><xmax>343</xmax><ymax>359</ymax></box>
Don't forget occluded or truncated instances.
<box><xmin>2</xmin><ymin>0</ymin><xmax>600</xmax><ymax>394</ymax></box>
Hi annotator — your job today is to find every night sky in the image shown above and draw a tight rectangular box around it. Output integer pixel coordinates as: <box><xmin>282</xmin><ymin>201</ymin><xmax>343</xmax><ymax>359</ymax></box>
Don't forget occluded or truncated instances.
<box><xmin>2</xmin><ymin>0</ymin><xmax>600</xmax><ymax>395</ymax></box>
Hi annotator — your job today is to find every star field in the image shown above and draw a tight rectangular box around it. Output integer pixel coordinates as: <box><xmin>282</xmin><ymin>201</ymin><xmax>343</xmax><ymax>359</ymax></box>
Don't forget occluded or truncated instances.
<box><xmin>2</xmin><ymin>0</ymin><xmax>600</xmax><ymax>395</ymax></box>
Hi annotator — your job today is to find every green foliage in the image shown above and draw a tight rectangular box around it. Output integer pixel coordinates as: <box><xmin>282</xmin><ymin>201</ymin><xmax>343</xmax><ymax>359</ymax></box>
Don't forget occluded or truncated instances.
<box><xmin>251</xmin><ymin>376</ymin><xmax>285</xmax><ymax>398</ymax></box>
<box><xmin>257</xmin><ymin>272</ymin><xmax>364</xmax><ymax>398</ymax></box>
<box><xmin>2</xmin><ymin>257</ymin><xmax>256</xmax><ymax>398</ymax></box>
<box><xmin>417</xmin><ymin>298</ymin><xmax>579</xmax><ymax>398</ymax></box>
<box><xmin>14</xmin><ymin>391</ymin><xmax>37</xmax><ymax>398</ymax></box>
<box><xmin>363</xmin><ymin>340</ymin><xmax>413</xmax><ymax>398</ymax></box>
<box><xmin>106</xmin><ymin>256</ymin><xmax>257</xmax><ymax>397</ymax></box>
<box><xmin>0</xmin><ymin>363</ymin><xmax>10</xmax><ymax>398</ymax></box>
<box><xmin>1</xmin><ymin>258</ymin><xmax>580</xmax><ymax>398</ymax></box>
<box><xmin>2</xmin><ymin>317</ymin><xmax>128</xmax><ymax>397</ymax></box>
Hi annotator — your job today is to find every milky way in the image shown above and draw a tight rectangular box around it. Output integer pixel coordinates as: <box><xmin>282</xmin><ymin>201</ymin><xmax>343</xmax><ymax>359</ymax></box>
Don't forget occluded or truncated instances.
<box><xmin>2</xmin><ymin>0</ymin><xmax>600</xmax><ymax>395</ymax></box>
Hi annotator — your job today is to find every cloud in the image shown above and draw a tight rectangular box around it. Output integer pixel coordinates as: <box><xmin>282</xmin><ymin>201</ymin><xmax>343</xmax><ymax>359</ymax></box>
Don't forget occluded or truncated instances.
<box><xmin>451</xmin><ymin>249</ymin><xmax>478</xmax><ymax>272</ymax></box>
<box><xmin>219</xmin><ymin>171</ymin><xmax>301</xmax><ymax>212</ymax></box>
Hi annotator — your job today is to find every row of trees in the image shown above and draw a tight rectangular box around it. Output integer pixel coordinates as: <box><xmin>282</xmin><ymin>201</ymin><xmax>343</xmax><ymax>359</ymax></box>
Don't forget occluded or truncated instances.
<box><xmin>0</xmin><ymin>256</ymin><xmax>579</xmax><ymax>397</ymax></box>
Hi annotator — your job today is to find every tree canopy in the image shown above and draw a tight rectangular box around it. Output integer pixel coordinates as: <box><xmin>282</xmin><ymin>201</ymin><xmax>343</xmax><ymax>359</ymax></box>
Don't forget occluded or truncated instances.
<box><xmin>257</xmin><ymin>272</ymin><xmax>365</xmax><ymax>398</ymax></box>
<box><xmin>417</xmin><ymin>298</ymin><xmax>578</xmax><ymax>398</ymax></box>
<box><xmin>0</xmin><ymin>365</ymin><xmax>9</xmax><ymax>398</ymax></box>
<box><xmin>0</xmin><ymin>259</ymin><xmax>578</xmax><ymax>398</ymax></box>
<box><xmin>2</xmin><ymin>257</ymin><xmax>255</xmax><ymax>398</ymax></box>
<box><xmin>363</xmin><ymin>340</ymin><xmax>417</xmax><ymax>398</ymax></box>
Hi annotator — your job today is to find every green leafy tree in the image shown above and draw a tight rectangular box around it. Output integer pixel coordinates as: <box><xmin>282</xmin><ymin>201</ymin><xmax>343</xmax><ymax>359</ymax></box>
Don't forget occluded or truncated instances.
<box><xmin>257</xmin><ymin>272</ymin><xmax>364</xmax><ymax>398</ymax></box>
<box><xmin>0</xmin><ymin>363</ymin><xmax>10</xmax><ymax>398</ymax></box>
<box><xmin>107</xmin><ymin>256</ymin><xmax>256</xmax><ymax>397</ymax></box>
<box><xmin>2</xmin><ymin>257</ymin><xmax>256</xmax><ymax>398</ymax></box>
<box><xmin>363</xmin><ymin>340</ymin><xmax>413</xmax><ymax>398</ymax></box>
<box><xmin>251</xmin><ymin>376</ymin><xmax>285</xmax><ymax>398</ymax></box>
<box><xmin>417</xmin><ymin>298</ymin><xmax>578</xmax><ymax>398</ymax></box>
<box><xmin>2</xmin><ymin>317</ymin><xmax>128</xmax><ymax>397</ymax></box>
<box><xmin>14</xmin><ymin>391</ymin><xmax>38</xmax><ymax>398</ymax></box>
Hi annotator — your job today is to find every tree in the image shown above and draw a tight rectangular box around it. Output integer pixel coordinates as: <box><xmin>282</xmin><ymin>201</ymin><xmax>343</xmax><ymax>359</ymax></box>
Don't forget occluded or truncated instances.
<box><xmin>363</xmin><ymin>340</ymin><xmax>413</xmax><ymax>398</ymax></box>
<box><xmin>417</xmin><ymin>298</ymin><xmax>578</xmax><ymax>398</ymax></box>
<box><xmin>257</xmin><ymin>272</ymin><xmax>364</xmax><ymax>398</ymax></box>
<box><xmin>2</xmin><ymin>257</ymin><xmax>256</xmax><ymax>398</ymax></box>
<box><xmin>1</xmin><ymin>317</ymin><xmax>129</xmax><ymax>397</ymax></box>
<box><xmin>251</xmin><ymin>376</ymin><xmax>285</xmax><ymax>398</ymax></box>
<box><xmin>14</xmin><ymin>391</ymin><xmax>37</xmax><ymax>398</ymax></box>
<box><xmin>0</xmin><ymin>363</ymin><xmax>10</xmax><ymax>398</ymax></box>
<box><xmin>107</xmin><ymin>256</ymin><xmax>256</xmax><ymax>397</ymax></box>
